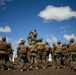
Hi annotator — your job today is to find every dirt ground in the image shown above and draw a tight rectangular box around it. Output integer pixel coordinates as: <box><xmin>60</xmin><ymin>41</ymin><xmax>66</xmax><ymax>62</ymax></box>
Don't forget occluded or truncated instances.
<box><xmin>0</xmin><ymin>65</ymin><xmax>76</xmax><ymax>75</ymax></box>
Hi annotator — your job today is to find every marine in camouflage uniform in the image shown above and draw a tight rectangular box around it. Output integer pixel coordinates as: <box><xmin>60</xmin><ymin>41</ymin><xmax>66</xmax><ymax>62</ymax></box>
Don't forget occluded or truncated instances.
<box><xmin>44</xmin><ymin>42</ymin><xmax>51</xmax><ymax>68</ymax></box>
<box><xmin>32</xmin><ymin>29</ymin><xmax>38</xmax><ymax>41</ymax></box>
<box><xmin>6</xmin><ymin>43</ymin><xmax>14</xmax><ymax>70</ymax></box>
<box><xmin>27</xmin><ymin>42</ymin><xmax>32</xmax><ymax>64</ymax></box>
<box><xmin>61</xmin><ymin>43</ymin><xmax>68</xmax><ymax>67</ymax></box>
<box><xmin>68</xmin><ymin>38</ymin><xmax>76</xmax><ymax>54</ymax></box>
<box><xmin>17</xmin><ymin>39</ymin><xmax>28</xmax><ymax>71</ymax></box>
<box><xmin>27</xmin><ymin>32</ymin><xmax>32</xmax><ymax>44</ymax></box>
<box><xmin>36</xmin><ymin>38</ymin><xmax>45</xmax><ymax>69</ymax></box>
<box><xmin>51</xmin><ymin>43</ymin><xmax>56</xmax><ymax>67</ymax></box>
<box><xmin>0</xmin><ymin>36</ymin><xmax>8</xmax><ymax>70</ymax></box>
<box><xmin>53</xmin><ymin>40</ymin><xmax>62</xmax><ymax>69</ymax></box>
<box><xmin>17</xmin><ymin>42</ymin><xmax>21</xmax><ymax>67</ymax></box>
<box><xmin>68</xmin><ymin>38</ymin><xmax>76</xmax><ymax>69</ymax></box>
<box><xmin>29</xmin><ymin>41</ymin><xmax>38</xmax><ymax>68</ymax></box>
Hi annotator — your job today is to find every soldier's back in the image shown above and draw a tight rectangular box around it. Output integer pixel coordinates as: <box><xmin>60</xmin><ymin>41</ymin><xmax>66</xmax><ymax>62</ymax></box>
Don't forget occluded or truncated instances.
<box><xmin>28</xmin><ymin>35</ymin><xmax>32</xmax><ymax>39</ymax></box>
<box><xmin>37</xmin><ymin>42</ymin><xmax>44</xmax><ymax>50</ymax></box>
<box><xmin>33</xmin><ymin>31</ymin><xmax>37</xmax><ymax>36</ymax></box>
<box><xmin>19</xmin><ymin>44</ymin><xmax>27</xmax><ymax>54</ymax></box>
<box><xmin>69</xmin><ymin>43</ymin><xmax>76</xmax><ymax>52</ymax></box>
<box><xmin>54</xmin><ymin>45</ymin><xmax>62</xmax><ymax>54</ymax></box>
<box><xmin>0</xmin><ymin>40</ymin><xmax>7</xmax><ymax>51</ymax></box>
<box><xmin>62</xmin><ymin>45</ymin><xmax>68</xmax><ymax>55</ymax></box>
<box><xmin>45</xmin><ymin>44</ymin><xmax>50</xmax><ymax>51</ymax></box>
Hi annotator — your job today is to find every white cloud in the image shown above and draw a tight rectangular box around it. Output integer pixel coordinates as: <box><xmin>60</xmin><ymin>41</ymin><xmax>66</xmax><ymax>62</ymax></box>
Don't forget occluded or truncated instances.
<box><xmin>64</xmin><ymin>34</ymin><xmax>76</xmax><ymax>40</ymax></box>
<box><xmin>60</xmin><ymin>30</ymin><xmax>68</xmax><ymax>34</ymax></box>
<box><xmin>6</xmin><ymin>36</ymin><xmax>12</xmax><ymax>42</ymax></box>
<box><xmin>11</xmin><ymin>40</ymin><xmax>18</xmax><ymax>46</ymax></box>
<box><xmin>46</xmin><ymin>35</ymin><xmax>57</xmax><ymax>43</ymax></box>
<box><xmin>0</xmin><ymin>0</ymin><xmax>12</xmax><ymax>5</ymax></box>
<box><xmin>0</xmin><ymin>0</ymin><xmax>12</xmax><ymax>10</ymax></box>
<box><xmin>0</xmin><ymin>26</ymin><xmax>11</xmax><ymax>33</ymax></box>
<box><xmin>59</xmin><ymin>25</ymin><xmax>71</xmax><ymax>29</ymax></box>
<box><xmin>60</xmin><ymin>26</ymin><xmax>66</xmax><ymax>29</ymax></box>
<box><xmin>38</xmin><ymin>5</ymin><xmax>76</xmax><ymax>22</ymax></box>
<box><xmin>60</xmin><ymin>25</ymin><xmax>71</xmax><ymax>33</ymax></box>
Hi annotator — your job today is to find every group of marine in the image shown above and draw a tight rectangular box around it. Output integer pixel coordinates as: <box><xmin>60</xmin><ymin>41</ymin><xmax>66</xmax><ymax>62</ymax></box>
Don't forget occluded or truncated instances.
<box><xmin>0</xmin><ymin>29</ymin><xmax>76</xmax><ymax>72</ymax></box>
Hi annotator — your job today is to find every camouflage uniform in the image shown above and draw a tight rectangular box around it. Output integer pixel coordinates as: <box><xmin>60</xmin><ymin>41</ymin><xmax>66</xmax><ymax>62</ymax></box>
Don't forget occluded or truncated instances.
<box><xmin>69</xmin><ymin>38</ymin><xmax>76</xmax><ymax>54</ymax></box>
<box><xmin>44</xmin><ymin>42</ymin><xmax>51</xmax><ymax>68</ymax></box>
<box><xmin>27</xmin><ymin>42</ymin><xmax>32</xmax><ymax>64</ymax></box>
<box><xmin>32</xmin><ymin>29</ymin><xmax>38</xmax><ymax>41</ymax></box>
<box><xmin>36</xmin><ymin>38</ymin><xmax>45</xmax><ymax>69</ymax></box>
<box><xmin>51</xmin><ymin>43</ymin><xmax>56</xmax><ymax>67</ymax></box>
<box><xmin>17</xmin><ymin>42</ymin><xmax>21</xmax><ymax>67</ymax></box>
<box><xmin>68</xmin><ymin>38</ymin><xmax>76</xmax><ymax>69</ymax></box>
<box><xmin>6</xmin><ymin>43</ymin><xmax>14</xmax><ymax>70</ymax></box>
<box><xmin>0</xmin><ymin>36</ymin><xmax>7</xmax><ymax>70</ymax></box>
<box><xmin>27</xmin><ymin>32</ymin><xmax>32</xmax><ymax>44</ymax></box>
<box><xmin>61</xmin><ymin>43</ymin><xmax>68</xmax><ymax>67</ymax></box>
<box><xmin>53</xmin><ymin>40</ymin><xmax>62</xmax><ymax>69</ymax></box>
<box><xmin>18</xmin><ymin>40</ymin><xmax>28</xmax><ymax>71</ymax></box>
<box><xmin>29</xmin><ymin>41</ymin><xmax>37</xmax><ymax>68</ymax></box>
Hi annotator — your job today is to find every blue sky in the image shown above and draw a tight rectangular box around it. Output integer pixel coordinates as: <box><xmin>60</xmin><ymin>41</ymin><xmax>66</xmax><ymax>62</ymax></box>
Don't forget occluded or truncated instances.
<box><xmin>0</xmin><ymin>0</ymin><xmax>76</xmax><ymax>57</ymax></box>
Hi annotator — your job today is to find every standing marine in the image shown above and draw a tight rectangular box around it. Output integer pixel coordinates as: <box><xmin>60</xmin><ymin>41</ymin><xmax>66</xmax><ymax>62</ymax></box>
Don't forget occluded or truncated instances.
<box><xmin>17</xmin><ymin>39</ymin><xmax>28</xmax><ymax>71</ymax></box>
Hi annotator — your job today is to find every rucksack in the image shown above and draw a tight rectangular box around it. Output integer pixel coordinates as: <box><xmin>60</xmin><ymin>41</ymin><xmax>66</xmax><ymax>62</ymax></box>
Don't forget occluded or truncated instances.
<box><xmin>0</xmin><ymin>41</ymin><xmax>7</xmax><ymax>50</ymax></box>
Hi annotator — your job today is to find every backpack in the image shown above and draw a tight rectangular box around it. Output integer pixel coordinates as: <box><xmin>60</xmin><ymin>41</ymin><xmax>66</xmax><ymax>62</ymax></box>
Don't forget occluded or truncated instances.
<box><xmin>0</xmin><ymin>41</ymin><xmax>7</xmax><ymax>50</ymax></box>
<box><xmin>54</xmin><ymin>45</ymin><xmax>62</xmax><ymax>54</ymax></box>
<box><xmin>19</xmin><ymin>45</ymin><xmax>27</xmax><ymax>54</ymax></box>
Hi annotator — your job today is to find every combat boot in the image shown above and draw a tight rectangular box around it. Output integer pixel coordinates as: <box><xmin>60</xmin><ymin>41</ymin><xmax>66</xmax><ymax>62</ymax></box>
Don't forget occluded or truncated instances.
<box><xmin>1</xmin><ymin>68</ymin><xmax>4</xmax><ymax>70</ymax></box>
<box><xmin>27</xmin><ymin>69</ymin><xmax>29</xmax><ymax>71</ymax></box>
<box><xmin>1</xmin><ymin>67</ymin><xmax>5</xmax><ymax>70</ymax></box>
<box><xmin>8</xmin><ymin>68</ymin><xmax>11</xmax><ymax>70</ymax></box>
<box><xmin>21</xmin><ymin>69</ymin><xmax>23</xmax><ymax>72</ymax></box>
<box><xmin>35</xmin><ymin>67</ymin><xmax>39</xmax><ymax>69</ymax></box>
<box><xmin>43</xmin><ymin>67</ymin><xmax>46</xmax><ymax>69</ymax></box>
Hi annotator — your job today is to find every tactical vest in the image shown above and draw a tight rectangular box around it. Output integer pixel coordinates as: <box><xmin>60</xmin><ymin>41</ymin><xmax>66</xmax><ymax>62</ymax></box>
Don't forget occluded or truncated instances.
<box><xmin>45</xmin><ymin>45</ymin><xmax>50</xmax><ymax>51</ymax></box>
<box><xmin>33</xmin><ymin>32</ymin><xmax>37</xmax><ymax>37</ymax></box>
<box><xmin>30</xmin><ymin>45</ymin><xmax>36</xmax><ymax>53</ymax></box>
<box><xmin>69</xmin><ymin>43</ymin><xmax>76</xmax><ymax>52</ymax></box>
<box><xmin>54</xmin><ymin>45</ymin><xmax>62</xmax><ymax>54</ymax></box>
<box><xmin>61</xmin><ymin>46</ymin><xmax>68</xmax><ymax>55</ymax></box>
<box><xmin>28</xmin><ymin>35</ymin><xmax>32</xmax><ymax>39</ymax></box>
<box><xmin>0</xmin><ymin>41</ymin><xmax>7</xmax><ymax>54</ymax></box>
<box><xmin>19</xmin><ymin>45</ymin><xmax>27</xmax><ymax>54</ymax></box>
<box><xmin>37</xmin><ymin>42</ymin><xmax>44</xmax><ymax>50</ymax></box>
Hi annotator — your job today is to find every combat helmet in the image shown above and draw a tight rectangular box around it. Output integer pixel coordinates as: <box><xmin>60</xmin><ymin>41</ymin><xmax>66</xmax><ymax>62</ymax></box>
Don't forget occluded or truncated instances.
<box><xmin>57</xmin><ymin>40</ymin><xmax>61</xmax><ymax>44</ymax></box>
<box><xmin>19</xmin><ymin>42</ymin><xmax>21</xmax><ymax>45</ymax></box>
<box><xmin>70</xmin><ymin>38</ymin><xmax>74</xmax><ymax>42</ymax></box>
<box><xmin>7</xmin><ymin>43</ymin><xmax>11</xmax><ymax>46</ymax></box>
<box><xmin>52</xmin><ymin>43</ymin><xmax>56</xmax><ymax>46</ymax></box>
<box><xmin>2</xmin><ymin>36</ymin><xmax>6</xmax><ymax>41</ymax></box>
<box><xmin>45</xmin><ymin>41</ymin><xmax>48</xmax><ymax>44</ymax></box>
<box><xmin>7</xmin><ymin>43</ymin><xmax>11</xmax><ymax>47</ymax></box>
<box><xmin>39</xmin><ymin>38</ymin><xmax>43</xmax><ymax>41</ymax></box>
<box><xmin>62</xmin><ymin>43</ymin><xmax>66</xmax><ymax>46</ymax></box>
<box><xmin>21</xmin><ymin>39</ymin><xmax>25</xmax><ymax>44</ymax></box>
